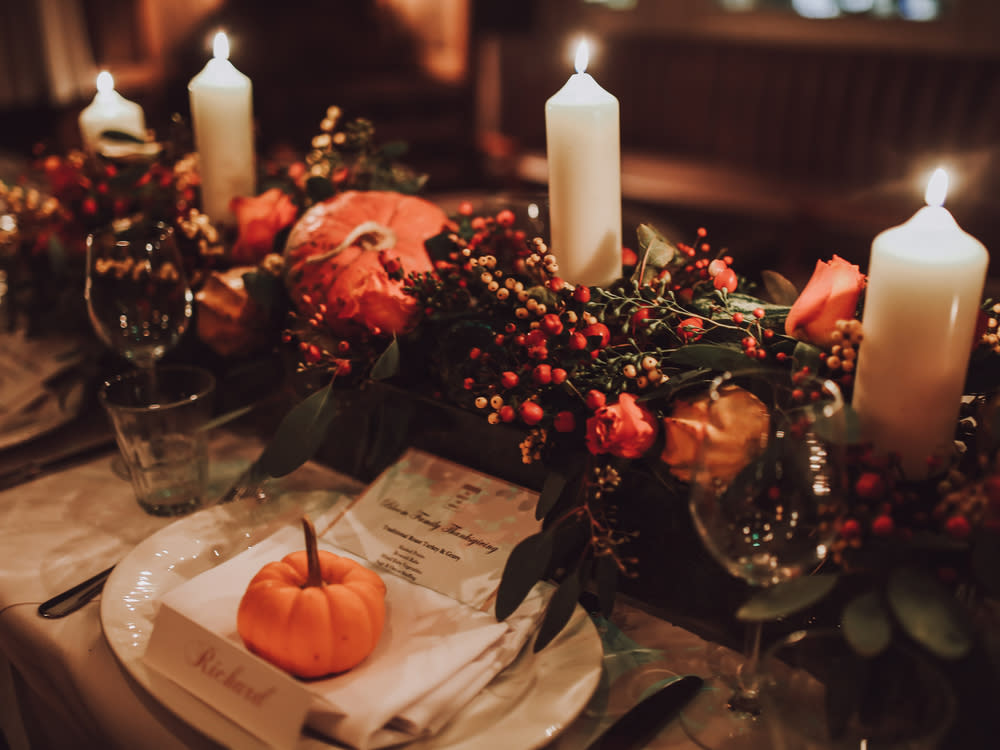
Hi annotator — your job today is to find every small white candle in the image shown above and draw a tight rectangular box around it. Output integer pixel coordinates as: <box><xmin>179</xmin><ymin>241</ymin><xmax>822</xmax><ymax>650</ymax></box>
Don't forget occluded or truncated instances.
<box><xmin>78</xmin><ymin>72</ymin><xmax>146</xmax><ymax>152</ymax></box>
<box><xmin>853</xmin><ymin>168</ymin><xmax>989</xmax><ymax>478</ymax></box>
<box><xmin>545</xmin><ymin>40</ymin><xmax>622</xmax><ymax>288</ymax></box>
<box><xmin>188</xmin><ymin>31</ymin><xmax>256</xmax><ymax>224</ymax></box>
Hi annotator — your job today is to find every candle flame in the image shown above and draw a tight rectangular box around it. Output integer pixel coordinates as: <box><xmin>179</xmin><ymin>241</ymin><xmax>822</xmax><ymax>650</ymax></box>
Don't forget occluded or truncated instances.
<box><xmin>213</xmin><ymin>31</ymin><xmax>230</xmax><ymax>61</ymax></box>
<box><xmin>925</xmin><ymin>167</ymin><xmax>948</xmax><ymax>207</ymax></box>
<box><xmin>574</xmin><ymin>40</ymin><xmax>589</xmax><ymax>75</ymax></box>
<box><xmin>96</xmin><ymin>71</ymin><xmax>114</xmax><ymax>94</ymax></box>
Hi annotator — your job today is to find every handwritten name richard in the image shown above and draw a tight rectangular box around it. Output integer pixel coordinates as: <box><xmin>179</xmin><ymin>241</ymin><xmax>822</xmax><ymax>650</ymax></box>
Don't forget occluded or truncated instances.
<box><xmin>188</xmin><ymin>645</ymin><xmax>276</xmax><ymax>707</ymax></box>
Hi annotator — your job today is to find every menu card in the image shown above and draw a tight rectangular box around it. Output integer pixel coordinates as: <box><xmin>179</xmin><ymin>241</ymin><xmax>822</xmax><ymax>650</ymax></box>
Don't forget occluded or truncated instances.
<box><xmin>143</xmin><ymin>448</ymin><xmax>543</xmax><ymax>749</ymax></box>
<box><xmin>323</xmin><ymin>448</ymin><xmax>541</xmax><ymax>609</ymax></box>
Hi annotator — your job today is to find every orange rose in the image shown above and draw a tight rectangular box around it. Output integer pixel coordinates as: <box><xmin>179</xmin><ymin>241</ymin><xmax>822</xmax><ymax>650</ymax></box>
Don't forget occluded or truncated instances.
<box><xmin>585</xmin><ymin>393</ymin><xmax>658</xmax><ymax>459</ymax></box>
<box><xmin>660</xmin><ymin>384</ymin><xmax>769</xmax><ymax>483</ymax></box>
<box><xmin>195</xmin><ymin>266</ymin><xmax>270</xmax><ymax>357</ymax></box>
<box><xmin>230</xmin><ymin>188</ymin><xmax>300</xmax><ymax>264</ymax></box>
<box><xmin>784</xmin><ymin>255</ymin><xmax>865</xmax><ymax>347</ymax></box>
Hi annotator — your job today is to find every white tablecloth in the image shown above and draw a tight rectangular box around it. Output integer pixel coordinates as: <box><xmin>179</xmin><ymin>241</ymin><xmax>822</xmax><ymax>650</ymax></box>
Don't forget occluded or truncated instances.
<box><xmin>0</xmin><ymin>428</ymin><xmax>747</xmax><ymax>750</ymax></box>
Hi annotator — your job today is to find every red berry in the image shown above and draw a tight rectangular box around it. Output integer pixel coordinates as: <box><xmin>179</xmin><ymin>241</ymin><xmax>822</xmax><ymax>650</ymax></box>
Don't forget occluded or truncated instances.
<box><xmin>525</xmin><ymin>329</ymin><xmax>547</xmax><ymax>347</ymax></box>
<box><xmin>533</xmin><ymin>364</ymin><xmax>552</xmax><ymax>385</ymax></box>
<box><xmin>519</xmin><ymin>401</ymin><xmax>544</xmax><ymax>425</ymax></box>
<box><xmin>500</xmin><ymin>371</ymin><xmax>519</xmax><ymax>389</ymax></box>
<box><xmin>541</xmin><ymin>313</ymin><xmax>563</xmax><ymax>336</ymax></box>
<box><xmin>582</xmin><ymin>323</ymin><xmax>611</xmax><ymax>348</ymax></box>
<box><xmin>569</xmin><ymin>332</ymin><xmax>588</xmax><ymax>350</ymax></box>
<box><xmin>469</xmin><ymin>347</ymin><xmax>482</xmax><ymax>360</ymax></box>
<box><xmin>458</xmin><ymin>200</ymin><xmax>473</xmax><ymax>216</ymax></box>
<box><xmin>753</xmin><ymin>307</ymin><xmax>766</xmax><ymax>319</ymax></box>
<box><xmin>547</xmin><ymin>277</ymin><xmax>565</xmax><ymax>292</ymax></box>
<box><xmin>631</xmin><ymin>308</ymin><xmax>651</xmax><ymax>328</ymax></box>
<box><xmin>871</xmin><ymin>515</ymin><xmax>895</xmax><ymax>536</ymax></box>
<box><xmin>573</xmin><ymin>286</ymin><xmax>591</xmax><ymax>303</ymax></box>
<box><xmin>553</xmin><ymin>410</ymin><xmax>576</xmax><ymax>433</ymax></box>
<box><xmin>732</xmin><ymin>312</ymin><xmax>744</xmax><ymax>324</ymax></box>
<box><xmin>677</xmin><ymin>316</ymin><xmax>705</xmax><ymax>343</ymax></box>
<box><xmin>551</xmin><ymin>367</ymin><xmax>568</xmax><ymax>385</ymax></box>
<box><xmin>714</xmin><ymin>268</ymin><xmax>737</xmax><ymax>293</ymax></box>
<box><xmin>944</xmin><ymin>515</ymin><xmax>971</xmax><ymax>540</ymax></box>
<box><xmin>463</xmin><ymin>377</ymin><xmax>475</xmax><ymax>390</ymax></box>
<box><xmin>585</xmin><ymin>390</ymin><xmax>606</xmax><ymax>411</ymax></box>
<box><xmin>840</xmin><ymin>518</ymin><xmax>862</xmax><ymax>540</ymax></box>
<box><xmin>496</xmin><ymin>209</ymin><xmax>515</xmax><ymax>226</ymax></box>
<box><xmin>499</xmin><ymin>405</ymin><xmax>516</xmax><ymax>423</ymax></box>
<box><xmin>854</xmin><ymin>472</ymin><xmax>885</xmax><ymax>500</ymax></box>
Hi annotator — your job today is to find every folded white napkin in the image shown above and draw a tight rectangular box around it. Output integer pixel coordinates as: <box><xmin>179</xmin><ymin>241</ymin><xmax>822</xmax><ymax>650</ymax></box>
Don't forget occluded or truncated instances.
<box><xmin>155</xmin><ymin>522</ymin><xmax>549</xmax><ymax>750</ymax></box>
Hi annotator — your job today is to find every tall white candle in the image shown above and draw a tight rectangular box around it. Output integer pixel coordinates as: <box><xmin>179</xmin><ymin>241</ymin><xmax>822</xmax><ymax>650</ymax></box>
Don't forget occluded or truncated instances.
<box><xmin>188</xmin><ymin>31</ymin><xmax>256</xmax><ymax>224</ymax></box>
<box><xmin>853</xmin><ymin>168</ymin><xmax>988</xmax><ymax>478</ymax></box>
<box><xmin>545</xmin><ymin>40</ymin><xmax>622</xmax><ymax>288</ymax></box>
<box><xmin>78</xmin><ymin>72</ymin><xmax>146</xmax><ymax>152</ymax></box>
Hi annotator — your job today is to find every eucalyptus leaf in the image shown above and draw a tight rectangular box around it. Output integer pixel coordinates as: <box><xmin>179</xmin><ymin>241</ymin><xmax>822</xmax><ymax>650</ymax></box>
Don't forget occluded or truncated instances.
<box><xmin>257</xmin><ymin>382</ymin><xmax>340</xmax><ymax>477</ymax></box>
<box><xmin>99</xmin><ymin>129</ymin><xmax>147</xmax><ymax>144</ymax></box>
<box><xmin>305</xmin><ymin>175</ymin><xmax>336</xmax><ymax>203</ymax></box>
<box><xmin>842</xmin><ymin>591</ymin><xmax>892</xmax><ymax>657</ymax></box>
<box><xmin>737</xmin><ymin>575</ymin><xmax>839</xmax><ymax>621</ymax></box>
<box><xmin>791</xmin><ymin>341</ymin><xmax>823</xmax><ymax>375</ymax></box>
<box><xmin>761</xmin><ymin>270</ymin><xmax>800</xmax><ymax>306</ymax></box>
<box><xmin>534</xmin><ymin>560</ymin><xmax>587</xmax><ymax>652</ymax></box>
<box><xmin>369</xmin><ymin>338</ymin><xmax>401</xmax><ymax>381</ymax></box>
<box><xmin>536</xmin><ymin>470</ymin><xmax>568</xmax><ymax>521</ymax></box>
<box><xmin>496</xmin><ymin>531</ymin><xmax>553</xmax><ymax>621</ymax></box>
<box><xmin>886</xmin><ymin>567</ymin><xmax>973</xmax><ymax>660</ymax></box>
<box><xmin>665</xmin><ymin>344</ymin><xmax>749</xmax><ymax>373</ymax></box>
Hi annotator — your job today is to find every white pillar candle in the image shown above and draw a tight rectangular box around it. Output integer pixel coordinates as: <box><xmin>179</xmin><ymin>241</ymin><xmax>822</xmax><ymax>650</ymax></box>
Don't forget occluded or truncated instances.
<box><xmin>188</xmin><ymin>31</ymin><xmax>256</xmax><ymax>224</ymax></box>
<box><xmin>853</xmin><ymin>168</ymin><xmax>989</xmax><ymax>478</ymax></box>
<box><xmin>545</xmin><ymin>40</ymin><xmax>622</xmax><ymax>288</ymax></box>
<box><xmin>78</xmin><ymin>72</ymin><xmax>146</xmax><ymax>152</ymax></box>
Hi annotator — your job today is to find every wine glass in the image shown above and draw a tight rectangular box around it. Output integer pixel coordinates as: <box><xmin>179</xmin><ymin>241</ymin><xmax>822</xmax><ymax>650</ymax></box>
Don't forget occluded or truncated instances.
<box><xmin>85</xmin><ymin>217</ymin><xmax>193</xmax><ymax>376</ymax></box>
<box><xmin>681</xmin><ymin>367</ymin><xmax>847</xmax><ymax>748</ymax></box>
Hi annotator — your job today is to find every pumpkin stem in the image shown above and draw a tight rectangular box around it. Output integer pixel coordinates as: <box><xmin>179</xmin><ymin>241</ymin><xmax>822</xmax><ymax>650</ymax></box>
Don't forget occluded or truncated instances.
<box><xmin>304</xmin><ymin>221</ymin><xmax>397</xmax><ymax>265</ymax></box>
<box><xmin>302</xmin><ymin>516</ymin><xmax>324</xmax><ymax>588</ymax></box>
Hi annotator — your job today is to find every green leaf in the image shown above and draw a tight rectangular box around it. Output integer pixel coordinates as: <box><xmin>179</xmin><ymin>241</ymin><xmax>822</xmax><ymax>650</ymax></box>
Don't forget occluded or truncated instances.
<box><xmin>971</xmin><ymin>529</ymin><xmax>1000</xmax><ymax>596</ymax></box>
<box><xmin>886</xmin><ymin>567</ymin><xmax>973</xmax><ymax>660</ymax></box>
<box><xmin>534</xmin><ymin>559</ymin><xmax>587</xmax><ymax>651</ymax></box>
<box><xmin>241</xmin><ymin>269</ymin><xmax>277</xmax><ymax>311</ymax></box>
<box><xmin>792</xmin><ymin>340</ymin><xmax>823</xmax><ymax>375</ymax></box>
<box><xmin>257</xmin><ymin>383</ymin><xmax>340</xmax><ymax>477</ymax></box>
<box><xmin>305</xmin><ymin>175</ymin><xmax>336</xmax><ymax>203</ymax></box>
<box><xmin>737</xmin><ymin>575</ymin><xmax>839</xmax><ymax>621</ymax></box>
<box><xmin>595</xmin><ymin>554</ymin><xmax>619</xmax><ymax>616</ymax></box>
<box><xmin>369</xmin><ymin>338</ymin><xmax>401</xmax><ymax>381</ymax></box>
<box><xmin>536</xmin><ymin>471</ymin><xmax>568</xmax><ymax>521</ymax></box>
<box><xmin>99</xmin><ymin>129</ymin><xmax>146</xmax><ymax>144</ymax></box>
<box><xmin>496</xmin><ymin>531</ymin><xmax>553</xmax><ymax>621</ymax></box>
<box><xmin>842</xmin><ymin>591</ymin><xmax>892</xmax><ymax>657</ymax></box>
<box><xmin>378</xmin><ymin>140</ymin><xmax>409</xmax><ymax>160</ymax></box>
<box><xmin>760</xmin><ymin>270</ymin><xmax>799</xmax><ymax>306</ymax></box>
<box><xmin>664</xmin><ymin>344</ymin><xmax>749</xmax><ymax>373</ymax></box>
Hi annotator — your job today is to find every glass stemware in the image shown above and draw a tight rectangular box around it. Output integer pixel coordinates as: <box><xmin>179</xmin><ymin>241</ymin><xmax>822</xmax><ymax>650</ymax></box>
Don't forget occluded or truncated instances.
<box><xmin>85</xmin><ymin>217</ymin><xmax>193</xmax><ymax>375</ymax></box>
<box><xmin>682</xmin><ymin>367</ymin><xmax>847</xmax><ymax>747</ymax></box>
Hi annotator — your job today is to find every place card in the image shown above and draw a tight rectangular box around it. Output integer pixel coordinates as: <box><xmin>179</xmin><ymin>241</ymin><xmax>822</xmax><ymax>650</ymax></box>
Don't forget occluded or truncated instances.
<box><xmin>321</xmin><ymin>448</ymin><xmax>541</xmax><ymax>609</ymax></box>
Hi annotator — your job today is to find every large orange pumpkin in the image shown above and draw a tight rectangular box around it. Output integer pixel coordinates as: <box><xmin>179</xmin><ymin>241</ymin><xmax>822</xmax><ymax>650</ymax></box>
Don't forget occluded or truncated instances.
<box><xmin>284</xmin><ymin>190</ymin><xmax>446</xmax><ymax>336</ymax></box>
<box><xmin>236</xmin><ymin>517</ymin><xmax>387</xmax><ymax>678</ymax></box>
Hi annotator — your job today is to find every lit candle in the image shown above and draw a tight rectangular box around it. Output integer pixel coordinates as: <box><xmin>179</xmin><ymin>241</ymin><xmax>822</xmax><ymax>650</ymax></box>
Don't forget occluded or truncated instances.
<box><xmin>545</xmin><ymin>40</ymin><xmax>622</xmax><ymax>288</ymax></box>
<box><xmin>853</xmin><ymin>168</ymin><xmax>989</xmax><ymax>478</ymax></box>
<box><xmin>188</xmin><ymin>31</ymin><xmax>256</xmax><ymax>224</ymax></box>
<box><xmin>78</xmin><ymin>71</ymin><xmax>146</xmax><ymax>152</ymax></box>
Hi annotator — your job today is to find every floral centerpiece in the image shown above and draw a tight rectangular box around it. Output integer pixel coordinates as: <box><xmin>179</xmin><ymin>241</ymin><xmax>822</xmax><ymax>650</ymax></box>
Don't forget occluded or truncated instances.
<box><xmin>4</xmin><ymin>107</ymin><xmax>999</xmax><ymax>715</ymax></box>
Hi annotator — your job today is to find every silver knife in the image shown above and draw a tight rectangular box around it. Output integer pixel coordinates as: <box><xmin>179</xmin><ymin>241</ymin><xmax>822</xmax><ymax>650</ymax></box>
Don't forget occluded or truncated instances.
<box><xmin>585</xmin><ymin>674</ymin><xmax>703</xmax><ymax>750</ymax></box>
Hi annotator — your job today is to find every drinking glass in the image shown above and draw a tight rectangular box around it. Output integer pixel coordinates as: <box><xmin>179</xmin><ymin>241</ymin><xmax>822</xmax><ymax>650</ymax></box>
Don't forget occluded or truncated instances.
<box><xmin>682</xmin><ymin>367</ymin><xmax>847</xmax><ymax>748</ymax></box>
<box><xmin>85</xmin><ymin>217</ymin><xmax>193</xmax><ymax>373</ymax></box>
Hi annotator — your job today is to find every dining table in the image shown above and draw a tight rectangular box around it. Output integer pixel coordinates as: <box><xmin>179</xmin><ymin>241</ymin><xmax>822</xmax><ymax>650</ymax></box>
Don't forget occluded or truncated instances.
<box><xmin>0</xmin><ymin>387</ymin><xmax>775</xmax><ymax>750</ymax></box>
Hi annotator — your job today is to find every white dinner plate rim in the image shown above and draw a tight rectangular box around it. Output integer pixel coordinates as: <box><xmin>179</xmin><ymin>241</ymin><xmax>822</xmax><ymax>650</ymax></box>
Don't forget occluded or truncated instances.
<box><xmin>100</xmin><ymin>499</ymin><xmax>603</xmax><ymax>750</ymax></box>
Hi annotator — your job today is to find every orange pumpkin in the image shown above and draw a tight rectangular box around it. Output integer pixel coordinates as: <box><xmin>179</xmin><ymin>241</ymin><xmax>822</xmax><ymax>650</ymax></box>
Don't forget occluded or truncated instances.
<box><xmin>236</xmin><ymin>517</ymin><xmax>387</xmax><ymax>678</ymax></box>
<box><xmin>284</xmin><ymin>190</ymin><xmax>446</xmax><ymax>336</ymax></box>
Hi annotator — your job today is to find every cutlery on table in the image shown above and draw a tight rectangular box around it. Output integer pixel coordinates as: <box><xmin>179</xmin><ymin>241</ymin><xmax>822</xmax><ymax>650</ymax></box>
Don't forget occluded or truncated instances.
<box><xmin>584</xmin><ymin>674</ymin><xmax>703</xmax><ymax>750</ymax></box>
<box><xmin>37</xmin><ymin>466</ymin><xmax>264</xmax><ymax>619</ymax></box>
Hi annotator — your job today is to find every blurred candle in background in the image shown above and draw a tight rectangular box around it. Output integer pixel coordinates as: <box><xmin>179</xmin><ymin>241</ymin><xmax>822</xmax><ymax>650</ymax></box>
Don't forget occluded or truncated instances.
<box><xmin>545</xmin><ymin>39</ymin><xmax>622</xmax><ymax>288</ymax></box>
<box><xmin>853</xmin><ymin>168</ymin><xmax>989</xmax><ymax>478</ymax></box>
<box><xmin>188</xmin><ymin>31</ymin><xmax>256</xmax><ymax>224</ymax></box>
<box><xmin>78</xmin><ymin>72</ymin><xmax>146</xmax><ymax>152</ymax></box>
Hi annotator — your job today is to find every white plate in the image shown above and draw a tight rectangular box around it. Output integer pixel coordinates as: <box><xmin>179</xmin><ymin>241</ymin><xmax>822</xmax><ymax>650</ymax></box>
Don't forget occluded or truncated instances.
<box><xmin>100</xmin><ymin>490</ymin><xmax>603</xmax><ymax>750</ymax></box>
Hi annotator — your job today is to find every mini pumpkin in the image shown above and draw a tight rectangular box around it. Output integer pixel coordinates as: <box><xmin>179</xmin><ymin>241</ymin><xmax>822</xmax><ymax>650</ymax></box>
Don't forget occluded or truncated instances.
<box><xmin>283</xmin><ymin>190</ymin><xmax>446</xmax><ymax>336</ymax></box>
<box><xmin>237</xmin><ymin>517</ymin><xmax>387</xmax><ymax>678</ymax></box>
